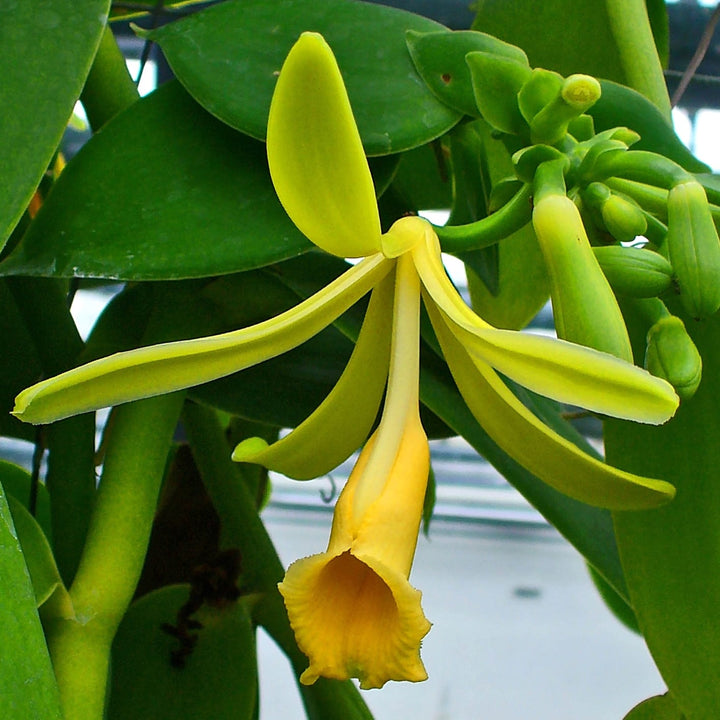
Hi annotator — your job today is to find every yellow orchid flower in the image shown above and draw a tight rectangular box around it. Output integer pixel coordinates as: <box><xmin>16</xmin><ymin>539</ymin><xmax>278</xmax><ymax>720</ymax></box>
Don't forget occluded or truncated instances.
<box><xmin>12</xmin><ymin>30</ymin><xmax>681</xmax><ymax>690</ymax></box>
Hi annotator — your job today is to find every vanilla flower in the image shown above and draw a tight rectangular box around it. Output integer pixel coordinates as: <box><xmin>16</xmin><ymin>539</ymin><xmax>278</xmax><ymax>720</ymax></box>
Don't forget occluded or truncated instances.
<box><xmin>13</xmin><ymin>31</ymin><xmax>679</xmax><ymax>690</ymax></box>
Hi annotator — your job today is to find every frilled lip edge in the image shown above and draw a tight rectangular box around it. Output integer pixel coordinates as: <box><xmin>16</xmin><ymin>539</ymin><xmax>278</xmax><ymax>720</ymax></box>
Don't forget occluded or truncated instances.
<box><xmin>278</xmin><ymin>548</ymin><xmax>432</xmax><ymax>690</ymax></box>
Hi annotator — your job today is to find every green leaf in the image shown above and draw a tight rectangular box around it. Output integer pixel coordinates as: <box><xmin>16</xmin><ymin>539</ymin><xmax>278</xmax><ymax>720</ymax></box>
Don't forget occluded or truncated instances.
<box><xmin>591</xmin><ymin>81</ymin><xmax>709</xmax><ymax>173</ymax></box>
<box><xmin>607</xmin><ymin>307</ymin><xmax>720</xmax><ymax>719</ymax></box>
<box><xmin>108</xmin><ymin>585</ymin><xmax>258</xmax><ymax>720</ymax></box>
<box><xmin>623</xmin><ymin>693</ymin><xmax>685</xmax><ymax>720</ymax></box>
<box><xmin>0</xmin><ymin>485</ymin><xmax>62</xmax><ymax>718</ymax></box>
<box><xmin>0</xmin><ymin>0</ymin><xmax>109</xmax><ymax>249</ymax></box>
<box><xmin>466</xmin><ymin>52</ymin><xmax>531</xmax><ymax>136</ymax></box>
<box><xmin>1</xmin><ymin>81</ymin><xmax>310</xmax><ymax>281</ymax></box>
<box><xmin>144</xmin><ymin>0</ymin><xmax>461</xmax><ymax>155</ymax></box>
<box><xmin>406</xmin><ymin>29</ymin><xmax>528</xmax><ymax>118</ymax></box>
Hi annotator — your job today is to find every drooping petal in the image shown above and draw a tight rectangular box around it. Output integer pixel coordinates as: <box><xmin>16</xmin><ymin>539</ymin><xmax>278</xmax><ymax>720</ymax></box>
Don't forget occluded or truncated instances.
<box><xmin>426</xmin><ymin>299</ymin><xmax>675</xmax><ymax>509</ymax></box>
<box><xmin>267</xmin><ymin>32</ymin><xmax>382</xmax><ymax>258</ymax></box>
<box><xmin>412</xmin><ymin>227</ymin><xmax>679</xmax><ymax>424</ymax></box>
<box><xmin>13</xmin><ymin>255</ymin><xmax>392</xmax><ymax>425</ymax></box>
<box><xmin>231</xmin><ymin>271</ymin><xmax>394</xmax><ymax>479</ymax></box>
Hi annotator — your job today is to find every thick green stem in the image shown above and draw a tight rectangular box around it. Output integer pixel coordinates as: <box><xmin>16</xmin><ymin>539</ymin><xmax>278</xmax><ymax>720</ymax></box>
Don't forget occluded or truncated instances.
<box><xmin>47</xmin><ymin>393</ymin><xmax>184</xmax><ymax>720</ymax></box>
<box><xmin>80</xmin><ymin>24</ymin><xmax>140</xmax><ymax>131</ymax></box>
<box><xmin>435</xmin><ymin>183</ymin><xmax>533</xmax><ymax>253</ymax></box>
<box><xmin>182</xmin><ymin>401</ymin><xmax>373</xmax><ymax>720</ymax></box>
<box><xmin>604</xmin><ymin>0</ymin><xmax>671</xmax><ymax>119</ymax></box>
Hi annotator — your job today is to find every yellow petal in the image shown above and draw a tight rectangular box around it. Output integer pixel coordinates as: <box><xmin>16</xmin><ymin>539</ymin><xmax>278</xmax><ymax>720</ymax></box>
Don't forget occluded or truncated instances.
<box><xmin>427</xmin><ymin>299</ymin><xmax>675</xmax><ymax>509</ymax></box>
<box><xmin>267</xmin><ymin>32</ymin><xmax>381</xmax><ymax>258</ymax></box>
<box><xmin>279</xmin><ymin>550</ymin><xmax>430</xmax><ymax>690</ymax></box>
<box><xmin>412</xmin><ymin>230</ymin><xmax>679</xmax><ymax>424</ymax></box>
<box><xmin>231</xmin><ymin>271</ymin><xmax>394</xmax><ymax>479</ymax></box>
<box><xmin>14</xmin><ymin>255</ymin><xmax>391</xmax><ymax>425</ymax></box>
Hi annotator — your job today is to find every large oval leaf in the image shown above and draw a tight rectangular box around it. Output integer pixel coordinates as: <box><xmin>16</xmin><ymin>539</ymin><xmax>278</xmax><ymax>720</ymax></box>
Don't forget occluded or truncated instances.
<box><xmin>145</xmin><ymin>0</ymin><xmax>461</xmax><ymax>155</ymax></box>
<box><xmin>0</xmin><ymin>0</ymin><xmax>109</xmax><ymax>249</ymax></box>
<box><xmin>109</xmin><ymin>585</ymin><xmax>257</xmax><ymax>720</ymax></box>
<box><xmin>0</xmin><ymin>81</ymin><xmax>310</xmax><ymax>281</ymax></box>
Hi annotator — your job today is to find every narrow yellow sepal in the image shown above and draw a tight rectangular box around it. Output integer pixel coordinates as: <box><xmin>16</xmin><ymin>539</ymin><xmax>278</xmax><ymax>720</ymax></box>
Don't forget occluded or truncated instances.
<box><xmin>267</xmin><ymin>32</ymin><xmax>382</xmax><ymax>258</ymax></box>
<box><xmin>13</xmin><ymin>256</ymin><xmax>392</xmax><ymax>425</ymax></box>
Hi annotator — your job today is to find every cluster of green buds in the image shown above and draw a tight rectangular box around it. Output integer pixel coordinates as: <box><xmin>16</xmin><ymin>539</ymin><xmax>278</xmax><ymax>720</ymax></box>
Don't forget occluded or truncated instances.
<box><xmin>407</xmin><ymin>28</ymin><xmax>719</xmax><ymax>400</ymax></box>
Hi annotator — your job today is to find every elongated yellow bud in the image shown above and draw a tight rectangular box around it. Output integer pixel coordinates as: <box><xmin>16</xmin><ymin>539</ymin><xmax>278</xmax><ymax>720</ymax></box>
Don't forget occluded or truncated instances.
<box><xmin>532</xmin><ymin>192</ymin><xmax>632</xmax><ymax>361</ymax></box>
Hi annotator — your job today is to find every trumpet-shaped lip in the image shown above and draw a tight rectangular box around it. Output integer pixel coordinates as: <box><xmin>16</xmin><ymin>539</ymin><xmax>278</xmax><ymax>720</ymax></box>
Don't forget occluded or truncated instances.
<box><xmin>279</xmin><ymin>549</ymin><xmax>431</xmax><ymax>690</ymax></box>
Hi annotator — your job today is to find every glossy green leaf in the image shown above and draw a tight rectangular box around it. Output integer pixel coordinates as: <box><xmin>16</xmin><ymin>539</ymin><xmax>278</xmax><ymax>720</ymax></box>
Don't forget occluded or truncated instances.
<box><xmin>607</xmin><ymin>308</ymin><xmax>720</xmax><ymax>719</ymax></box>
<box><xmin>1</xmin><ymin>81</ymin><xmax>310</xmax><ymax>281</ymax></box>
<box><xmin>466</xmin><ymin>52</ymin><xmax>531</xmax><ymax>136</ymax></box>
<box><xmin>0</xmin><ymin>0</ymin><xmax>109</xmax><ymax>248</ymax></box>
<box><xmin>145</xmin><ymin>0</ymin><xmax>460</xmax><ymax>155</ymax></box>
<box><xmin>406</xmin><ymin>29</ymin><xmax>528</xmax><ymax>118</ymax></box>
<box><xmin>108</xmin><ymin>585</ymin><xmax>257</xmax><ymax>720</ymax></box>
<box><xmin>623</xmin><ymin>693</ymin><xmax>685</xmax><ymax>720</ymax></box>
<box><xmin>0</xmin><ymin>485</ymin><xmax>62</xmax><ymax>718</ymax></box>
<box><xmin>386</xmin><ymin>143</ymin><xmax>453</xmax><ymax>213</ymax></box>
<box><xmin>591</xmin><ymin>81</ymin><xmax>709</xmax><ymax>173</ymax></box>
<box><xmin>587</xmin><ymin>563</ymin><xmax>639</xmax><ymax>634</ymax></box>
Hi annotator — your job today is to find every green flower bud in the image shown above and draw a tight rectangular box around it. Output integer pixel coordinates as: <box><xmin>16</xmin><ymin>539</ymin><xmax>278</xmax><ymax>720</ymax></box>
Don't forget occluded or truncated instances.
<box><xmin>645</xmin><ymin>315</ymin><xmax>702</xmax><ymax>400</ymax></box>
